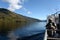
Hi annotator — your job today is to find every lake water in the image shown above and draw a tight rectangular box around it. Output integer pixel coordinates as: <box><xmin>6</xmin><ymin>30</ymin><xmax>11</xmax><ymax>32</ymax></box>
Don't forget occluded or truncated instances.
<box><xmin>13</xmin><ymin>22</ymin><xmax>46</xmax><ymax>40</ymax></box>
<box><xmin>0</xmin><ymin>22</ymin><xmax>46</xmax><ymax>40</ymax></box>
<box><xmin>14</xmin><ymin>22</ymin><xmax>46</xmax><ymax>36</ymax></box>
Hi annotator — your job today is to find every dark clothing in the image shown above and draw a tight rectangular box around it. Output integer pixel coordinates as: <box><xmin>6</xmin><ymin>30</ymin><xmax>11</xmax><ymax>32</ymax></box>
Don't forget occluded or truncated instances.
<box><xmin>56</xmin><ymin>24</ymin><xmax>60</xmax><ymax>36</ymax></box>
<box><xmin>46</xmin><ymin>22</ymin><xmax>56</xmax><ymax>37</ymax></box>
<box><xmin>46</xmin><ymin>22</ymin><xmax>56</xmax><ymax>30</ymax></box>
<box><xmin>57</xmin><ymin>24</ymin><xmax>60</xmax><ymax>29</ymax></box>
<box><xmin>46</xmin><ymin>23</ymin><xmax>52</xmax><ymax>29</ymax></box>
<box><xmin>47</xmin><ymin>30</ymin><xmax>52</xmax><ymax>37</ymax></box>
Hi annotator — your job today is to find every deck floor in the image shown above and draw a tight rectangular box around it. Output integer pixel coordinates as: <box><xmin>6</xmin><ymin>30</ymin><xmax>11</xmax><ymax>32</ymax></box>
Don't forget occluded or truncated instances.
<box><xmin>47</xmin><ymin>37</ymin><xmax>60</xmax><ymax>40</ymax></box>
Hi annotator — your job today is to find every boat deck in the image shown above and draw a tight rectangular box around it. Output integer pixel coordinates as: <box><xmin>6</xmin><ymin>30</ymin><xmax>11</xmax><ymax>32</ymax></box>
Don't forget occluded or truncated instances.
<box><xmin>47</xmin><ymin>37</ymin><xmax>60</xmax><ymax>40</ymax></box>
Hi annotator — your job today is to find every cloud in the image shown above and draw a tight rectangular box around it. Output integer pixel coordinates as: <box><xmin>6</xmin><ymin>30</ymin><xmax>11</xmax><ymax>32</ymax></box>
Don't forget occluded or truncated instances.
<box><xmin>3</xmin><ymin>0</ymin><xmax>32</xmax><ymax>14</ymax></box>
<box><xmin>23</xmin><ymin>8</ymin><xmax>32</xmax><ymax>14</ymax></box>
<box><xmin>3</xmin><ymin>0</ymin><xmax>24</xmax><ymax>11</ymax></box>
<box><xmin>27</xmin><ymin>11</ymin><xmax>31</xmax><ymax>14</ymax></box>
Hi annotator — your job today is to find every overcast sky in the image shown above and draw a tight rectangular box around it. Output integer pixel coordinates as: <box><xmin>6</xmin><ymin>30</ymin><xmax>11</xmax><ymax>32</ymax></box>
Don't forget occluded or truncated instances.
<box><xmin>0</xmin><ymin>0</ymin><xmax>60</xmax><ymax>20</ymax></box>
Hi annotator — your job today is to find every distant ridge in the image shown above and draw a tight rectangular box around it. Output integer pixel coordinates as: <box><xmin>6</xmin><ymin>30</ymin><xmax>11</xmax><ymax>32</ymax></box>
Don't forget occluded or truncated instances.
<box><xmin>0</xmin><ymin>8</ymin><xmax>41</xmax><ymax>22</ymax></box>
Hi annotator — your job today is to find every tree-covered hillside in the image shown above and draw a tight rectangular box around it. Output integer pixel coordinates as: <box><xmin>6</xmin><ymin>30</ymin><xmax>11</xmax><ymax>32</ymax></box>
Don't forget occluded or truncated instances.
<box><xmin>0</xmin><ymin>8</ymin><xmax>41</xmax><ymax>34</ymax></box>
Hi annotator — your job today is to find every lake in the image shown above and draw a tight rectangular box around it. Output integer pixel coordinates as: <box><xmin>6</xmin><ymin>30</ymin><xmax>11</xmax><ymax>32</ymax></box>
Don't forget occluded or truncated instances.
<box><xmin>0</xmin><ymin>22</ymin><xmax>46</xmax><ymax>40</ymax></box>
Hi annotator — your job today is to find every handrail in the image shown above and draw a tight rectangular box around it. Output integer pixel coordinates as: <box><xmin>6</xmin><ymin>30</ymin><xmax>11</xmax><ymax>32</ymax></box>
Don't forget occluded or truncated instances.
<box><xmin>47</xmin><ymin>29</ymin><xmax>60</xmax><ymax>31</ymax></box>
<box><xmin>44</xmin><ymin>30</ymin><xmax>47</xmax><ymax>40</ymax></box>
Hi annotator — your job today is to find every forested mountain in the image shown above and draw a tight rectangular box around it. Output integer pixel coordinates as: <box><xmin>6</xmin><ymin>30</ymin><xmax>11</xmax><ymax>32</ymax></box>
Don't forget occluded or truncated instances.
<box><xmin>0</xmin><ymin>8</ymin><xmax>41</xmax><ymax>34</ymax></box>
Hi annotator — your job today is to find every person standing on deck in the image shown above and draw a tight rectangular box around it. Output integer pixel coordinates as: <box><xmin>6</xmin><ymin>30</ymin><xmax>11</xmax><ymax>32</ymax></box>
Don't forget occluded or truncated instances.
<box><xmin>46</xmin><ymin>19</ymin><xmax>57</xmax><ymax>37</ymax></box>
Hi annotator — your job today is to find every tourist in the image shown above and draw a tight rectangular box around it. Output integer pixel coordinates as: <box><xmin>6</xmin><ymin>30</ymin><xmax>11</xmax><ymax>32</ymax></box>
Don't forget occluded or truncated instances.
<box><xmin>46</xmin><ymin>19</ymin><xmax>57</xmax><ymax>37</ymax></box>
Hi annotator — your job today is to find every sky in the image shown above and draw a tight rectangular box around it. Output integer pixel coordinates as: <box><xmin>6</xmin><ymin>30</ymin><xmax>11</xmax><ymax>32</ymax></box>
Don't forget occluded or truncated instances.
<box><xmin>0</xmin><ymin>0</ymin><xmax>60</xmax><ymax>20</ymax></box>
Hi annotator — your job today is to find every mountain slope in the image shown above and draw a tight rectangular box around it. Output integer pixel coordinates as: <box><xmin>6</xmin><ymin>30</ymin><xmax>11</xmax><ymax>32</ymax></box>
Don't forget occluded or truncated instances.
<box><xmin>0</xmin><ymin>8</ymin><xmax>40</xmax><ymax>22</ymax></box>
<box><xmin>0</xmin><ymin>8</ymin><xmax>41</xmax><ymax>34</ymax></box>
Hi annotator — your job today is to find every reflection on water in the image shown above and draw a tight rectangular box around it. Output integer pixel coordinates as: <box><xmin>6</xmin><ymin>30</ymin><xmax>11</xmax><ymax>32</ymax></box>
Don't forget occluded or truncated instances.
<box><xmin>14</xmin><ymin>22</ymin><xmax>46</xmax><ymax>37</ymax></box>
<box><xmin>0</xmin><ymin>21</ymin><xmax>31</xmax><ymax>35</ymax></box>
<box><xmin>0</xmin><ymin>21</ymin><xmax>46</xmax><ymax>40</ymax></box>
